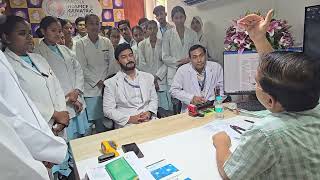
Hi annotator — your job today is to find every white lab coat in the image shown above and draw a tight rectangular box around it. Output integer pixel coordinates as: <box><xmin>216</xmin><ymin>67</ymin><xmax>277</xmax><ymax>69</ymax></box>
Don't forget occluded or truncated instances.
<box><xmin>157</xmin><ymin>23</ymin><xmax>174</xmax><ymax>39</ymax></box>
<box><xmin>35</xmin><ymin>41</ymin><xmax>86</xmax><ymax>119</ymax></box>
<box><xmin>75</xmin><ymin>35</ymin><xmax>115</xmax><ymax>97</ymax></box>
<box><xmin>0</xmin><ymin>113</ymin><xmax>49</xmax><ymax>180</ymax></box>
<box><xmin>169</xmin><ymin>62</ymin><xmax>224</xmax><ymax>112</ymax></box>
<box><xmin>137</xmin><ymin>38</ymin><xmax>167</xmax><ymax>91</ymax></box>
<box><xmin>119</xmin><ymin>36</ymin><xmax>136</xmax><ymax>47</ymax></box>
<box><xmin>4</xmin><ymin>49</ymin><xmax>67</xmax><ymax>133</ymax></box>
<box><xmin>131</xmin><ymin>42</ymin><xmax>139</xmax><ymax>66</ymax></box>
<box><xmin>73</xmin><ymin>34</ymin><xmax>83</xmax><ymax>42</ymax></box>
<box><xmin>103</xmin><ymin>70</ymin><xmax>158</xmax><ymax>128</ymax></box>
<box><xmin>162</xmin><ymin>27</ymin><xmax>199</xmax><ymax>85</ymax></box>
<box><xmin>0</xmin><ymin>51</ymin><xmax>67</xmax><ymax>164</ymax></box>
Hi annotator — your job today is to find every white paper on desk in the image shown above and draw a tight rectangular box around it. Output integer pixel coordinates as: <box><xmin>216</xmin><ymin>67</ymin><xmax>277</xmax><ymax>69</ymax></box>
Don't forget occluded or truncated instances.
<box><xmin>199</xmin><ymin>116</ymin><xmax>258</xmax><ymax>137</ymax></box>
<box><xmin>138</xmin><ymin>128</ymin><xmax>222</xmax><ymax>180</ymax></box>
<box><xmin>85</xmin><ymin>152</ymin><xmax>155</xmax><ymax>180</ymax></box>
<box><xmin>199</xmin><ymin>116</ymin><xmax>259</xmax><ymax>152</ymax></box>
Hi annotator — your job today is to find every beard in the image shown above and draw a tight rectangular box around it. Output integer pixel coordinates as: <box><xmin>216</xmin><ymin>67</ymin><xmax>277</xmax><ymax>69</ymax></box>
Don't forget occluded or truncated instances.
<box><xmin>0</xmin><ymin>14</ymin><xmax>6</xmax><ymax>24</ymax></box>
<box><xmin>120</xmin><ymin>61</ymin><xmax>135</xmax><ymax>71</ymax></box>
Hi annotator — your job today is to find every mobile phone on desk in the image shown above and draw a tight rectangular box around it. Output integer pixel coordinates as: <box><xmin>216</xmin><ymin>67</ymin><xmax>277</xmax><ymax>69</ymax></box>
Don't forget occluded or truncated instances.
<box><xmin>122</xmin><ymin>143</ymin><xmax>144</xmax><ymax>158</ymax></box>
<box><xmin>98</xmin><ymin>152</ymin><xmax>115</xmax><ymax>163</ymax></box>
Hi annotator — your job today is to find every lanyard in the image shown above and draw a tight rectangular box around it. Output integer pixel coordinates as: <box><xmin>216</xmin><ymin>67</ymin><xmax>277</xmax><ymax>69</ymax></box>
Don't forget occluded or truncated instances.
<box><xmin>198</xmin><ymin>70</ymin><xmax>206</xmax><ymax>92</ymax></box>
<box><xmin>124</xmin><ymin>77</ymin><xmax>140</xmax><ymax>89</ymax></box>
<box><xmin>199</xmin><ymin>35</ymin><xmax>203</xmax><ymax>42</ymax></box>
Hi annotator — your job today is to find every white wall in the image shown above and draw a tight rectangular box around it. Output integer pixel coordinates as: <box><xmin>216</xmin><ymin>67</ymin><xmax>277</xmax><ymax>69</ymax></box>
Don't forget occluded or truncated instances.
<box><xmin>145</xmin><ymin>0</ymin><xmax>156</xmax><ymax>20</ymax></box>
<box><xmin>166</xmin><ymin>0</ymin><xmax>320</xmax><ymax>64</ymax></box>
<box><xmin>167</xmin><ymin>0</ymin><xmax>272</xmax><ymax>64</ymax></box>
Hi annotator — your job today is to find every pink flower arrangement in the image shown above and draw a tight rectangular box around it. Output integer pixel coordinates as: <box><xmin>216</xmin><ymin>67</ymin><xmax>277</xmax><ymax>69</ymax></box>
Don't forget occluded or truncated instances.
<box><xmin>224</xmin><ymin>13</ymin><xmax>294</xmax><ymax>53</ymax></box>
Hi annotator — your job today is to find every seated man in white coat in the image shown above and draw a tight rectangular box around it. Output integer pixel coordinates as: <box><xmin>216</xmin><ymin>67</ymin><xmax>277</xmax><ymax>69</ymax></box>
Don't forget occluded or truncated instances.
<box><xmin>170</xmin><ymin>44</ymin><xmax>223</xmax><ymax>112</ymax></box>
<box><xmin>103</xmin><ymin>43</ymin><xmax>158</xmax><ymax>128</ymax></box>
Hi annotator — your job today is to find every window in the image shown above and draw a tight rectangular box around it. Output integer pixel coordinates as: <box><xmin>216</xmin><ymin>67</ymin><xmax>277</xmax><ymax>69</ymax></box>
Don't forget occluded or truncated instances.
<box><xmin>155</xmin><ymin>0</ymin><xmax>166</xmax><ymax>6</ymax></box>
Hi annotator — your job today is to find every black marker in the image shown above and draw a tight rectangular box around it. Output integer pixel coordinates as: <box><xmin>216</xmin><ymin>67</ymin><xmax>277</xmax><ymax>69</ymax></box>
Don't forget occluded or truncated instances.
<box><xmin>244</xmin><ymin>119</ymin><xmax>254</xmax><ymax>123</ymax></box>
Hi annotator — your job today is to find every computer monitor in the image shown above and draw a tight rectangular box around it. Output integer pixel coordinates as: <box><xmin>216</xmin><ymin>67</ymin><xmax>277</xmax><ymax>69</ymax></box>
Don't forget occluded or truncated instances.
<box><xmin>223</xmin><ymin>51</ymin><xmax>259</xmax><ymax>94</ymax></box>
<box><xmin>223</xmin><ymin>48</ymin><xmax>302</xmax><ymax>95</ymax></box>
<box><xmin>304</xmin><ymin>5</ymin><xmax>320</xmax><ymax>60</ymax></box>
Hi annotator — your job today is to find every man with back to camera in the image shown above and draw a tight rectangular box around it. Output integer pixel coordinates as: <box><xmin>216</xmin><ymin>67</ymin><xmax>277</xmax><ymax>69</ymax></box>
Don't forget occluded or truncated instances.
<box><xmin>212</xmin><ymin>9</ymin><xmax>320</xmax><ymax>180</ymax></box>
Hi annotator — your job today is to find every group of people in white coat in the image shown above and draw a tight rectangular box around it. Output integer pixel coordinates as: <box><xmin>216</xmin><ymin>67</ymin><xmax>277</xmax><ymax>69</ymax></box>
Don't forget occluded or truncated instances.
<box><xmin>0</xmin><ymin>7</ymin><xmax>67</xmax><ymax>180</ymax></box>
<box><xmin>0</xmin><ymin>4</ymin><xmax>224</xmax><ymax>180</ymax></box>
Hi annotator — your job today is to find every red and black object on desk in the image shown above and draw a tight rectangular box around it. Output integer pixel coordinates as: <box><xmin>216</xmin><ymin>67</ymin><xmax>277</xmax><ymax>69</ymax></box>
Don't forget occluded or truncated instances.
<box><xmin>188</xmin><ymin>100</ymin><xmax>215</xmax><ymax>117</ymax></box>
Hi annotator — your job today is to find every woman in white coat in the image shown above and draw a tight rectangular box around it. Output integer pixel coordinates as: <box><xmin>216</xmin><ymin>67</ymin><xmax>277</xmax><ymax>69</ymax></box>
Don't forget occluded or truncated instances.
<box><xmin>190</xmin><ymin>16</ymin><xmax>214</xmax><ymax>59</ymax></box>
<box><xmin>76</xmin><ymin>14</ymin><xmax>115</xmax><ymax>132</ymax></box>
<box><xmin>0</xmin><ymin>112</ymin><xmax>50</xmax><ymax>180</ymax></box>
<box><xmin>0</xmin><ymin>50</ymin><xmax>67</xmax><ymax>166</ymax></box>
<box><xmin>0</xmin><ymin>6</ymin><xmax>67</xmax><ymax>166</ymax></box>
<box><xmin>60</xmin><ymin>18</ymin><xmax>76</xmax><ymax>52</ymax></box>
<box><xmin>137</xmin><ymin>20</ymin><xmax>170</xmax><ymax>111</ymax></box>
<box><xmin>35</xmin><ymin>16</ymin><xmax>90</xmax><ymax>140</ymax></box>
<box><xmin>1</xmin><ymin>15</ymin><xmax>71</xmax><ymax>177</ymax></box>
<box><xmin>2</xmin><ymin>15</ymin><xmax>69</xmax><ymax>137</ymax></box>
<box><xmin>162</xmin><ymin>6</ymin><xmax>199</xmax><ymax>87</ymax></box>
<box><xmin>162</xmin><ymin>6</ymin><xmax>199</xmax><ymax>113</ymax></box>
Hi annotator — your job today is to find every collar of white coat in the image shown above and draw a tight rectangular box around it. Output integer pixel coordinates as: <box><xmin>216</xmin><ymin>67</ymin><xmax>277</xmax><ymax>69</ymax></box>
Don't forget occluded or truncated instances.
<box><xmin>4</xmin><ymin>48</ymin><xmax>49</xmax><ymax>76</ymax></box>
<box><xmin>115</xmin><ymin>69</ymin><xmax>149</xmax><ymax>102</ymax></box>
<box><xmin>118</xmin><ymin>68</ymin><xmax>139</xmax><ymax>80</ymax></box>
<box><xmin>38</xmin><ymin>39</ymin><xmax>69</xmax><ymax>61</ymax></box>
<box><xmin>188</xmin><ymin>61</ymin><xmax>211</xmax><ymax>75</ymax></box>
<box><xmin>82</xmin><ymin>34</ymin><xmax>103</xmax><ymax>44</ymax></box>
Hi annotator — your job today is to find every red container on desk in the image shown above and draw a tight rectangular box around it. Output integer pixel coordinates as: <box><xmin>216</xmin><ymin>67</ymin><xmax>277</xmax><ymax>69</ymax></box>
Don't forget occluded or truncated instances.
<box><xmin>188</xmin><ymin>104</ymin><xmax>198</xmax><ymax>117</ymax></box>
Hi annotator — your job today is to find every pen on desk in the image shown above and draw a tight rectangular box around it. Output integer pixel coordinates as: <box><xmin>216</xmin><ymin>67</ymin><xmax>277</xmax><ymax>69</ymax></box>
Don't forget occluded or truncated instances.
<box><xmin>244</xmin><ymin>119</ymin><xmax>254</xmax><ymax>124</ymax></box>
<box><xmin>235</xmin><ymin>125</ymin><xmax>246</xmax><ymax>131</ymax></box>
<box><xmin>145</xmin><ymin>159</ymin><xmax>165</xmax><ymax>168</ymax></box>
<box><xmin>230</xmin><ymin>125</ymin><xmax>242</xmax><ymax>134</ymax></box>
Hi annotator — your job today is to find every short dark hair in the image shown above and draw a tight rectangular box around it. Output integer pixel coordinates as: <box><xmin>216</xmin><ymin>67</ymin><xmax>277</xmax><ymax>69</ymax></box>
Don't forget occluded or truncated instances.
<box><xmin>188</xmin><ymin>44</ymin><xmax>206</xmax><ymax>58</ymax></box>
<box><xmin>147</xmin><ymin>20</ymin><xmax>158</xmax><ymax>28</ymax></box>
<box><xmin>0</xmin><ymin>15</ymin><xmax>26</xmax><ymax>36</ymax></box>
<box><xmin>75</xmin><ymin>17</ymin><xmax>85</xmax><ymax>25</ymax></box>
<box><xmin>40</xmin><ymin>16</ymin><xmax>60</xmax><ymax>30</ymax></box>
<box><xmin>35</xmin><ymin>27</ymin><xmax>43</xmax><ymax>38</ymax></box>
<box><xmin>171</xmin><ymin>6</ymin><xmax>186</xmax><ymax>19</ymax></box>
<box><xmin>153</xmin><ymin>5</ymin><xmax>166</xmax><ymax>16</ymax></box>
<box><xmin>58</xmin><ymin>18</ymin><xmax>72</xmax><ymax>28</ymax></box>
<box><xmin>138</xmin><ymin>18</ymin><xmax>149</xmax><ymax>26</ymax></box>
<box><xmin>106</xmin><ymin>27</ymin><xmax>120</xmax><ymax>38</ymax></box>
<box><xmin>118</xmin><ymin>19</ymin><xmax>131</xmax><ymax>29</ymax></box>
<box><xmin>114</xmin><ymin>43</ymin><xmax>133</xmax><ymax>60</ymax></box>
<box><xmin>0</xmin><ymin>15</ymin><xmax>27</xmax><ymax>49</ymax></box>
<box><xmin>101</xmin><ymin>25</ymin><xmax>112</xmax><ymax>31</ymax></box>
<box><xmin>131</xmin><ymin>26</ymin><xmax>143</xmax><ymax>33</ymax></box>
<box><xmin>259</xmin><ymin>52</ymin><xmax>320</xmax><ymax>112</ymax></box>
<box><xmin>84</xmin><ymin>14</ymin><xmax>99</xmax><ymax>24</ymax></box>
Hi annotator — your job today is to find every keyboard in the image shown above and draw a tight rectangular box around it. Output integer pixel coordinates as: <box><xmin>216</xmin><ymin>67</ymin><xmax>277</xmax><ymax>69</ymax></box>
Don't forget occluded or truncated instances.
<box><xmin>237</xmin><ymin>100</ymin><xmax>266</xmax><ymax>111</ymax></box>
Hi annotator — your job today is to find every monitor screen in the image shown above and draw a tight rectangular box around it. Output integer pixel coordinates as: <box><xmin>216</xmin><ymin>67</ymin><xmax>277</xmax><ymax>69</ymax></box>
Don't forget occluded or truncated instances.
<box><xmin>223</xmin><ymin>48</ymin><xmax>302</xmax><ymax>95</ymax></box>
<box><xmin>304</xmin><ymin>5</ymin><xmax>320</xmax><ymax>60</ymax></box>
<box><xmin>223</xmin><ymin>51</ymin><xmax>259</xmax><ymax>94</ymax></box>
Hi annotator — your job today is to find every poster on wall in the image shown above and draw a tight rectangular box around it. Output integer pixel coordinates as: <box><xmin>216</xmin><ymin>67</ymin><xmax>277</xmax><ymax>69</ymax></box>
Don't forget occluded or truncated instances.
<box><xmin>9</xmin><ymin>0</ymin><xmax>125</xmax><ymax>37</ymax></box>
<box><xmin>42</xmin><ymin>0</ymin><xmax>102</xmax><ymax>22</ymax></box>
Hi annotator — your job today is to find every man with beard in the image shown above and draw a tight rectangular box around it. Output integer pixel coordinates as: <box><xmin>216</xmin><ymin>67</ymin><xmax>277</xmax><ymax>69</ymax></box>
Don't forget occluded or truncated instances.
<box><xmin>103</xmin><ymin>43</ymin><xmax>158</xmax><ymax>128</ymax></box>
